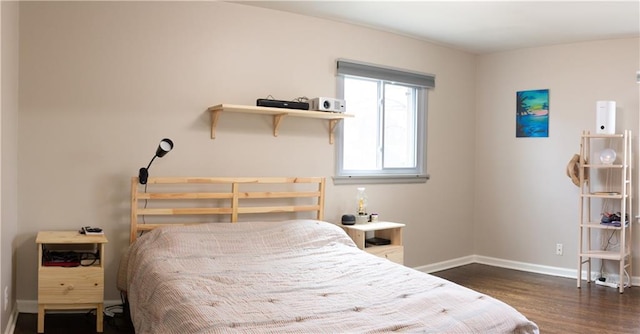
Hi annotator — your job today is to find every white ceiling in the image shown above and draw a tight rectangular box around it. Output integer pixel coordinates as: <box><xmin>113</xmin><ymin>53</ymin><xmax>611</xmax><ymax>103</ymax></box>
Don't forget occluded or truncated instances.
<box><xmin>234</xmin><ymin>1</ymin><xmax>640</xmax><ymax>54</ymax></box>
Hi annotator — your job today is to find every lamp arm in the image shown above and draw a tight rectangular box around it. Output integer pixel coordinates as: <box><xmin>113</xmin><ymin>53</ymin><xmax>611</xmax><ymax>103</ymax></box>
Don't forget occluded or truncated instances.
<box><xmin>146</xmin><ymin>155</ymin><xmax>158</xmax><ymax>170</ymax></box>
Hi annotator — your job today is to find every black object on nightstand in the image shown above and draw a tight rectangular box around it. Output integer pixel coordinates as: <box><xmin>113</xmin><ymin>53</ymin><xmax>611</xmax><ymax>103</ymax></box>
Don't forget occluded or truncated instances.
<box><xmin>341</xmin><ymin>214</ymin><xmax>356</xmax><ymax>225</ymax></box>
<box><xmin>366</xmin><ymin>237</ymin><xmax>391</xmax><ymax>246</ymax></box>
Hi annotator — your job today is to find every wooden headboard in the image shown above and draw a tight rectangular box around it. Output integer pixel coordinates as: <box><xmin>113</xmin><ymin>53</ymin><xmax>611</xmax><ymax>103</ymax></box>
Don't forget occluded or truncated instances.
<box><xmin>130</xmin><ymin>176</ymin><xmax>325</xmax><ymax>243</ymax></box>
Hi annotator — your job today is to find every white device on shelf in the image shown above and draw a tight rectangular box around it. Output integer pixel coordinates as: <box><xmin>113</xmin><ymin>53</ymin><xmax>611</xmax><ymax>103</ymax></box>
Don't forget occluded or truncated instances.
<box><xmin>596</xmin><ymin>100</ymin><xmax>616</xmax><ymax>134</ymax></box>
<box><xmin>310</xmin><ymin>97</ymin><xmax>346</xmax><ymax>112</ymax></box>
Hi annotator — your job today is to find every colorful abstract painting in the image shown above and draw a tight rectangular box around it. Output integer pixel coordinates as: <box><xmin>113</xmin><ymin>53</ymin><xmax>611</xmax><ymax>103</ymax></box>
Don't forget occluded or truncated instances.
<box><xmin>516</xmin><ymin>89</ymin><xmax>549</xmax><ymax>137</ymax></box>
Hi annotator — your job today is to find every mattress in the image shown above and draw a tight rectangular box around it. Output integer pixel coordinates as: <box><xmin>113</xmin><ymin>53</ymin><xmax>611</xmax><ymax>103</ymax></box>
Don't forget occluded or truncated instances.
<box><xmin>126</xmin><ymin>220</ymin><xmax>539</xmax><ymax>333</ymax></box>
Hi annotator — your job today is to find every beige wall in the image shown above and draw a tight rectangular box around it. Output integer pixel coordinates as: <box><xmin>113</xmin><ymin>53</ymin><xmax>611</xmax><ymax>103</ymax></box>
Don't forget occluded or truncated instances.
<box><xmin>14</xmin><ymin>1</ymin><xmax>638</xmax><ymax>309</ymax></box>
<box><xmin>1</xmin><ymin>0</ymin><xmax>20</xmax><ymax>331</ymax></box>
<box><xmin>475</xmin><ymin>38</ymin><xmax>640</xmax><ymax>272</ymax></box>
<box><xmin>16</xmin><ymin>2</ymin><xmax>477</xmax><ymax>302</ymax></box>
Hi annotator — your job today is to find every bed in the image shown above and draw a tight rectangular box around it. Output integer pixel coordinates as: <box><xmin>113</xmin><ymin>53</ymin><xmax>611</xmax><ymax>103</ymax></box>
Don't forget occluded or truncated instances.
<box><xmin>121</xmin><ymin>177</ymin><xmax>539</xmax><ymax>333</ymax></box>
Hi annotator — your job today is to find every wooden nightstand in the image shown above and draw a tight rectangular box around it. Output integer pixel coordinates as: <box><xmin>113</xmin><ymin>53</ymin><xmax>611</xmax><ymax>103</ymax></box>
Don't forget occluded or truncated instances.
<box><xmin>36</xmin><ymin>231</ymin><xmax>108</xmax><ymax>333</ymax></box>
<box><xmin>342</xmin><ymin>222</ymin><xmax>405</xmax><ymax>265</ymax></box>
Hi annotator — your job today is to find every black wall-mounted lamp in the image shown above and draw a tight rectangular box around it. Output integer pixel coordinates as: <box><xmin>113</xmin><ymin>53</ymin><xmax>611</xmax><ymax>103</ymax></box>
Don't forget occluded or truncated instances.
<box><xmin>138</xmin><ymin>138</ymin><xmax>174</xmax><ymax>184</ymax></box>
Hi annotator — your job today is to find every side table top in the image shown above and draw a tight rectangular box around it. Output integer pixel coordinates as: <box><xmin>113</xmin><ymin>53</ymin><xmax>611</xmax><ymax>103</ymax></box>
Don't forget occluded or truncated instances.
<box><xmin>36</xmin><ymin>231</ymin><xmax>108</xmax><ymax>244</ymax></box>
<box><xmin>341</xmin><ymin>221</ymin><xmax>405</xmax><ymax>232</ymax></box>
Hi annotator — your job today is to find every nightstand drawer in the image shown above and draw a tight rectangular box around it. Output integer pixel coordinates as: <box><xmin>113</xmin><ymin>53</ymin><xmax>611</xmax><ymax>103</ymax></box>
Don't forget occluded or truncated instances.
<box><xmin>38</xmin><ymin>267</ymin><xmax>103</xmax><ymax>304</ymax></box>
<box><xmin>366</xmin><ymin>245</ymin><xmax>404</xmax><ymax>264</ymax></box>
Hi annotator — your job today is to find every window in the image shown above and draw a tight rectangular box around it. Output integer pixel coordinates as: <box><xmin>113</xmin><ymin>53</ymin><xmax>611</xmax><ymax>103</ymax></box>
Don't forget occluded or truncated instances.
<box><xmin>335</xmin><ymin>60</ymin><xmax>435</xmax><ymax>184</ymax></box>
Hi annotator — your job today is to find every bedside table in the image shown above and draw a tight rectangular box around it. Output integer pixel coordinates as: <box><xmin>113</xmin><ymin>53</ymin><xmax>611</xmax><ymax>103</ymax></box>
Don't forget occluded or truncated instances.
<box><xmin>341</xmin><ymin>222</ymin><xmax>405</xmax><ymax>265</ymax></box>
<box><xmin>36</xmin><ymin>231</ymin><xmax>108</xmax><ymax>333</ymax></box>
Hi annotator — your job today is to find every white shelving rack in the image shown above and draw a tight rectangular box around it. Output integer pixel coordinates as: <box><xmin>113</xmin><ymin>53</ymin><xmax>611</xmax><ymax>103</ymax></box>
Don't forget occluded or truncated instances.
<box><xmin>577</xmin><ymin>130</ymin><xmax>633</xmax><ymax>293</ymax></box>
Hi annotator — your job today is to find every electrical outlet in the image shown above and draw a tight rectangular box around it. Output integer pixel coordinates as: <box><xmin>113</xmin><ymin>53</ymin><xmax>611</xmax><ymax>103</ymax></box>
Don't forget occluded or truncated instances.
<box><xmin>556</xmin><ymin>243</ymin><xmax>563</xmax><ymax>255</ymax></box>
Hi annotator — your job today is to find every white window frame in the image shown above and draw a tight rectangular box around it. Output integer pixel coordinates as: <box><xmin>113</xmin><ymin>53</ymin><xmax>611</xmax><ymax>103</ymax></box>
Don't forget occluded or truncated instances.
<box><xmin>334</xmin><ymin>60</ymin><xmax>434</xmax><ymax>184</ymax></box>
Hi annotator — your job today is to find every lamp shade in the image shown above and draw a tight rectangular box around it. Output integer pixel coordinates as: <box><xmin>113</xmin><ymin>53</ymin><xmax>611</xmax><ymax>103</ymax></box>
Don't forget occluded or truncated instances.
<box><xmin>155</xmin><ymin>138</ymin><xmax>173</xmax><ymax>158</ymax></box>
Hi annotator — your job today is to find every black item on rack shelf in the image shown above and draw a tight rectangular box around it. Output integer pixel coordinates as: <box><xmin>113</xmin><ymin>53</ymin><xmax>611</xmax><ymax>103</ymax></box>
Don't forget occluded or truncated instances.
<box><xmin>600</xmin><ymin>212</ymin><xmax>629</xmax><ymax>227</ymax></box>
<box><xmin>600</xmin><ymin>212</ymin><xmax>628</xmax><ymax>223</ymax></box>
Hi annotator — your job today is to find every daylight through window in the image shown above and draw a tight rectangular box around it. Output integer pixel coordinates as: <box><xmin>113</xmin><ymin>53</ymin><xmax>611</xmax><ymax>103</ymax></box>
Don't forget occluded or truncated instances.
<box><xmin>335</xmin><ymin>60</ymin><xmax>434</xmax><ymax>183</ymax></box>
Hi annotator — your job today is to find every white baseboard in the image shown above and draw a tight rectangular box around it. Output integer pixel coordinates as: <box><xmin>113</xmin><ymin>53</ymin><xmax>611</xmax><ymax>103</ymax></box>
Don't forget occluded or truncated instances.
<box><xmin>413</xmin><ymin>255</ymin><xmax>475</xmax><ymax>273</ymax></box>
<box><xmin>414</xmin><ymin>254</ymin><xmax>640</xmax><ymax>286</ymax></box>
<box><xmin>3</xmin><ymin>306</ymin><xmax>18</xmax><ymax>334</ymax></box>
<box><xmin>474</xmin><ymin>255</ymin><xmax>576</xmax><ymax>278</ymax></box>
<box><xmin>16</xmin><ymin>299</ymin><xmax>122</xmax><ymax>314</ymax></box>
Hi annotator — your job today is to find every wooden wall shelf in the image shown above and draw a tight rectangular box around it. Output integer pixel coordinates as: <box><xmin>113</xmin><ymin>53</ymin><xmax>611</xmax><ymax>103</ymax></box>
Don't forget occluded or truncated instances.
<box><xmin>208</xmin><ymin>104</ymin><xmax>354</xmax><ymax>144</ymax></box>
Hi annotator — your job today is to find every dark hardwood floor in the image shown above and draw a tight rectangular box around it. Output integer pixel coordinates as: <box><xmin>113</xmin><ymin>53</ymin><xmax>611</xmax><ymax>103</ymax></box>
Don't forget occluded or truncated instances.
<box><xmin>433</xmin><ymin>263</ymin><xmax>640</xmax><ymax>334</ymax></box>
<box><xmin>14</xmin><ymin>310</ymin><xmax>133</xmax><ymax>334</ymax></box>
<box><xmin>14</xmin><ymin>263</ymin><xmax>640</xmax><ymax>333</ymax></box>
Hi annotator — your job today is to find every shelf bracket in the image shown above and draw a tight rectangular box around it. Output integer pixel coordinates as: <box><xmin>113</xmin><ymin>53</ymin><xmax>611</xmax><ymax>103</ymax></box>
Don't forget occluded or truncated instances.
<box><xmin>329</xmin><ymin>119</ymin><xmax>341</xmax><ymax>144</ymax></box>
<box><xmin>210</xmin><ymin>110</ymin><xmax>221</xmax><ymax>139</ymax></box>
<box><xmin>273</xmin><ymin>114</ymin><xmax>286</xmax><ymax>137</ymax></box>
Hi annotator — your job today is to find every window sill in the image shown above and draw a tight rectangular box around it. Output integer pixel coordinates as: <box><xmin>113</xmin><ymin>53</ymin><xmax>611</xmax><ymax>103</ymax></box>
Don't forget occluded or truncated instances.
<box><xmin>332</xmin><ymin>174</ymin><xmax>429</xmax><ymax>185</ymax></box>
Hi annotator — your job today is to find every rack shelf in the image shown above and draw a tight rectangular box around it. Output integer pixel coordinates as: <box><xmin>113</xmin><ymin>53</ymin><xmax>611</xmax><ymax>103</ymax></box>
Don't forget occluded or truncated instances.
<box><xmin>577</xmin><ymin>130</ymin><xmax>633</xmax><ymax>293</ymax></box>
<box><xmin>580</xmin><ymin>222</ymin><xmax>628</xmax><ymax>230</ymax></box>
<box><xmin>208</xmin><ymin>104</ymin><xmax>354</xmax><ymax>144</ymax></box>
<box><xmin>580</xmin><ymin>249</ymin><xmax>631</xmax><ymax>261</ymax></box>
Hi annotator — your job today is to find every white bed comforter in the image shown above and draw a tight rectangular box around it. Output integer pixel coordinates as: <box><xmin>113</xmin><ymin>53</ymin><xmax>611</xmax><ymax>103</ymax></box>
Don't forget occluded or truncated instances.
<box><xmin>127</xmin><ymin>220</ymin><xmax>539</xmax><ymax>333</ymax></box>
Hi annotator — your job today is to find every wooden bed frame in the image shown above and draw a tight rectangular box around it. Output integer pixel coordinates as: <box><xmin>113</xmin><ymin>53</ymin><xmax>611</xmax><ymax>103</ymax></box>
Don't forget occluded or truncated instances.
<box><xmin>130</xmin><ymin>176</ymin><xmax>325</xmax><ymax>243</ymax></box>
